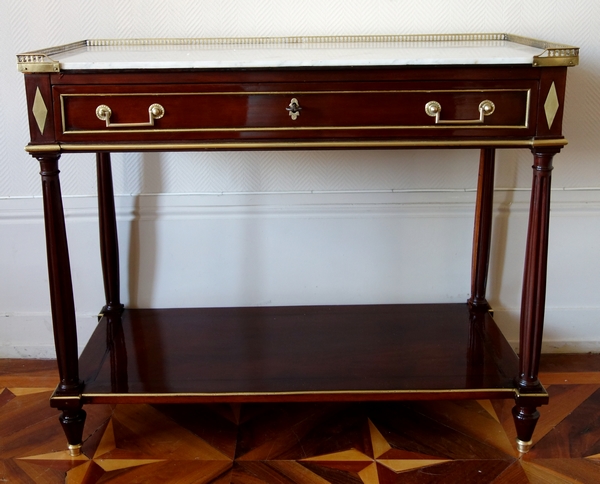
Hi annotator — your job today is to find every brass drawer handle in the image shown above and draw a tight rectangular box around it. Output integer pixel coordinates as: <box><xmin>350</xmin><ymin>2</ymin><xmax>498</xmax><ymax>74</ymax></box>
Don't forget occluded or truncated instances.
<box><xmin>286</xmin><ymin>98</ymin><xmax>302</xmax><ymax>120</ymax></box>
<box><xmin>425</xmin><ymin>100</ymin><xmax>495</xmax><ymax>124</ymax></box>
<box><xmin>96</xmin><ymin>103</ymin><xmax>165</xmax><ymax>127</ymax></box>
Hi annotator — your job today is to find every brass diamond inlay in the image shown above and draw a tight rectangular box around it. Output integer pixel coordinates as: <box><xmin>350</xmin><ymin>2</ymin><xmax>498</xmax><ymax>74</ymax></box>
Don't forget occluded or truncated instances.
<box><xmin>32</xmin><ymin>87</ymin><xmax>48</xmax><ymax>135</ymax></box>
<box><xmin>544</xmin><ymin>82</ymin><xmax>560</xmax><ymax>130</ymax></box>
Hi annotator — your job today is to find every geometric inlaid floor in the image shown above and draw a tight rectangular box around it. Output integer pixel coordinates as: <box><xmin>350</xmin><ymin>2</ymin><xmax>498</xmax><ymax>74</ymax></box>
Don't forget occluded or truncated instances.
<box><xmin>2</xmin><ymin>356</ymin><xmax>600</xmax><ymax>483</ymax></box>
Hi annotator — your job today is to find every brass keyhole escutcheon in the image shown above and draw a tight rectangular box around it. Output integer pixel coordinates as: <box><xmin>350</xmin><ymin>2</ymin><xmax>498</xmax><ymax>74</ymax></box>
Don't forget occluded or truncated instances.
<box><xmin>286</xmin><ymin>98</ymin><xmax>302</xmax><ymax>120</ymax></box>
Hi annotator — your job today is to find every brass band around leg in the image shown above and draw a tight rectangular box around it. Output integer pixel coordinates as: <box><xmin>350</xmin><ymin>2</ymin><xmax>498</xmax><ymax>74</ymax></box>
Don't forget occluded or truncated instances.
<box><xmin>68</xmin><ymin>443</ymin><xmax>82</xmax><ymax>457</ymax></box>
<box><xmin>516</xmin><ymin>438</ymin><xmax>533</xmax><ymax>453</ymax></box>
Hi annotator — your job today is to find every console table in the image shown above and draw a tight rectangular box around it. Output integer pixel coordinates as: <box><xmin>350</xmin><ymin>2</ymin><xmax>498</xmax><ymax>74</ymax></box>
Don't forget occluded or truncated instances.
<box><xmin>17</xmin><ymin>34</ymin><xmax>579</xmax><ymax>456</ymax></box>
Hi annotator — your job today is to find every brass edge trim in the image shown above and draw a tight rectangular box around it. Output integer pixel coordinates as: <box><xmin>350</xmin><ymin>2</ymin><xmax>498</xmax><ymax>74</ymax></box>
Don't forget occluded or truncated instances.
<box><xmin>516</xmin><ymin>439</ymin><xmax>533</xmax><ymax>453</ymax></box>
<box><xmin>25</xmin><ymin>144</ymin><xmax>61</xmax><ymax>153</ymax></box>
<box><xmin>514</xmin><ymin>387</ymin><xmax>549</xmax><ymax>399</ymax></box>
<box><xmin>17</xmin><ymin>34</ymin><xmax>579</xmax><ymax>73</ymax></box>
<box><xmin>52</xmin><ymin>139</ymin><xmax>567</xmax><ymax>151</ymax></box>
<box><xmin>68</xmin><ymin>444</ymin><xmax>83</xmax><ymax>457</ymax></box>
<box><xmin>18</xmin><ymin>62</ymin><xmax>59</xmax><ymax>73</ymax></box>
<box><xmin>533</xmin><ymin>138</ymin><xmax>568</xmax><ymax>147</ymax></box>
<box><xmin>27</xmin><ymin>138</ymin><xmax>567</xmax><ymax>153</ymax></box>
<box><xmin>85</xmin><ymin>33</ymin><xmax>512</xmax><ymax>48</ymax></box>
<box><xmin>61</xmin><ymin>95</ymin><xmax>66</xmax><ymax>134</ymax></box>
<box><xmin>82</xmin><ymin>388</ymin><xmax>517</xmax><ymax>398</ymax></box>
<box><xmin>525</xmin><ymin>89</ymin><xmax>531</xmax><ymax>128</ymax></box>
<box><xmin>17</xmin><ymin>40</ymin><xmax>88</xmax><ymax>73</ymax></box>
<box><xmin>60</xmin><ymin>89</ymin><xmax>531</xmax><ymax>134</ymax></box>
<box><xmin>514</xmin><ymin>393</ymin><xmax>549</xmax><ymax>399</ymax></box>
<box><xmin>505</xmin><ymin>34</ymin><xmax>579</xmax><ymax>67</ymax></box>
<box><xmin>59</xmin><ymin>89</ymin><xmax>531</xmax><ymax>97</ymax></box>
<box><xmin>50</xmin><ymin>394</ymin><xmax>82</xmax><ymax>400</ymax></box>
<box><xmin>63</xmin><ymin>126</ymin><xmax>530</xmax><ymax>135</ymax></box>
<box><xmin>84</xmin><ymin>34</ymin><xmax>580</xmax><ymax>57</ymax></box>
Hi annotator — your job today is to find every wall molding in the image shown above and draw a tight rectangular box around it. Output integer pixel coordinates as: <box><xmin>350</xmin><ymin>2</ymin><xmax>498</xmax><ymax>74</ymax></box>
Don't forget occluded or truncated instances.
<box><xmin>2</xmin><ymin>187</ymin><xmax>600</xmax><ymax>221</ymax></box>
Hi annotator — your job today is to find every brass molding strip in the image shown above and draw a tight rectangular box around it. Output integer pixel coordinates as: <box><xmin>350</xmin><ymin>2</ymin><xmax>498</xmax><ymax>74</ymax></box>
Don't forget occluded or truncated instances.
<box><xmin>514</xmin><ymin>392</ymin><xmax>550</xmax><ymax>400</ymax></box>
<box><xmin>50</xmin><ymin>395</ymin><xmax>82</xmax><ymax>400</ymax></box>
<box><xmin>64</xmin><ymin>125</ymin><xmax>531</xmax><ymax>135</ymax></box>
<box><xmin>52</xmin><ymin>385</ymin><xmax>547</xmax><ymax>402</ymax></box>
<box><xmin>81</xmin><ymin>387</ymin><xmax>518</xmax><ymax>399</ymax></box>
<box><xmin>26</xmin><ymin>138</ymin><xmax>567</xmax><ymax>153</ymax></box>
<box><xmin>24</xmin><ymin>143</ymin><xmax>61</xmax><ymax>153</ymax></box>
<box><xmin>17</xmin><ymin>34</ymin><xmax>579</xmax><ymax>73</ymax></box>
<box><xmin>60</xmin><ymin>89</ymin><xmax>530</xmax><ymax>97</ymax></box>
<box><xmin>515</xmin><ymin>387</ymin><xmax>549</xmax><ymax>399</ymax></box>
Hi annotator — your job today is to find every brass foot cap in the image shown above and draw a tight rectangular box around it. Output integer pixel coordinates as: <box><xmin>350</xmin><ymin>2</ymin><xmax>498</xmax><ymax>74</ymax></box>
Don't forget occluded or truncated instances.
<box><xmin>68</xmin><ymin>443</ymin><xmax>82</xmax><ymax>457</ymax></box>
<box><xmin>516</xmin><ymin>438</ymin><xmax>533</xmax><ymax>453</ymax></box>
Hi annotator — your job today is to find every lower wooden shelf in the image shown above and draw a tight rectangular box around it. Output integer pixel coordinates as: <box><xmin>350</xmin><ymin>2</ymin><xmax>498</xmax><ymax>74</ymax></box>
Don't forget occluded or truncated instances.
<box><xmin>77</xmin><ymin>303</ymin><xmax>521</xmax><ymax>404</ymax></box>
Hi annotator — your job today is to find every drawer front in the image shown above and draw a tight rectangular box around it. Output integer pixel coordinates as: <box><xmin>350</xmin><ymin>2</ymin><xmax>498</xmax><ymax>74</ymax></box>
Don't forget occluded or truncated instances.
<box><xmin>55</xmin><ymin>83</ymin><xmax>535</xmax><ymax>142</ymax></box>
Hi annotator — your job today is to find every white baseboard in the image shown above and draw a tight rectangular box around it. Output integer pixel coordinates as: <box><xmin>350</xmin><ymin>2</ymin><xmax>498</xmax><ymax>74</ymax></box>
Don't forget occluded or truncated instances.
<box><xmin>493</xmin><ymin>308</ymin><xmax>600</xmax><ymax>354</ymax></box>
<box><xmin>0</xmin><ymin>313</ymin><xmax>98</xmax><ymax>359</ymax></box>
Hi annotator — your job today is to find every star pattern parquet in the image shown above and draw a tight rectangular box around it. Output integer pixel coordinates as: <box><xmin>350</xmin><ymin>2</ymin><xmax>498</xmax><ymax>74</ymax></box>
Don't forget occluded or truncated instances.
<box><xmin>2</xmin><ymin>357</ymin><xmax>600</xmax><ymax>483</ymax></box>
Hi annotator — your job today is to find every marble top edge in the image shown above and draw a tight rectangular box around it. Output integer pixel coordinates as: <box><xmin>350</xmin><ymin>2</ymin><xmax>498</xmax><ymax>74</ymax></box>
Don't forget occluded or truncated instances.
<box><xmin>17</xmin><ymin>34</ymin><xmax>580</xmax><ymax>72</ymax></box>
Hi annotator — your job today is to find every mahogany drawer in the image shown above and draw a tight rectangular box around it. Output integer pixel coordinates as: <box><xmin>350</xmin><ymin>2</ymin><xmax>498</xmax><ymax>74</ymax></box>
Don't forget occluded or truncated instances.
<box><xmin>54</xmin><ymin>82</ymin><xmax>536</xmax><ymax>142</ymax></box>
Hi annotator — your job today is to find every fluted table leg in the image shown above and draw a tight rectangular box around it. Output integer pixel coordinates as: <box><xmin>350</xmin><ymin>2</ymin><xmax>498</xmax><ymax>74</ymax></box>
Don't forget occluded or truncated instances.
<box><xmin>512</xmin><ymin>147</ymin><xmax>559</xmax><ymax>452</ymax></box>
<box><xmin>36</xmin><ymin>153</ymin><xmax>86</xmax><ymax>455</ymax></box>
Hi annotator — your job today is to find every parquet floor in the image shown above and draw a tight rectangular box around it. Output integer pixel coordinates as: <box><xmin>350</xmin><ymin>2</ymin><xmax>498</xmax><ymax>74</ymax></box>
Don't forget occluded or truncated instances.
<box><xmin>1</xmin><ymin>356</ymin><xmax>600</xmax><ymax>483</ymax></box>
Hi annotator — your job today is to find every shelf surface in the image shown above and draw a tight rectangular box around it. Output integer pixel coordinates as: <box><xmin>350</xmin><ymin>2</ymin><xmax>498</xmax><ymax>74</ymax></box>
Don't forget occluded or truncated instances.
<box><xmin>78</xmin><ymin>303</ymin><xmax>519</xmax><ymax>403</ymax></box>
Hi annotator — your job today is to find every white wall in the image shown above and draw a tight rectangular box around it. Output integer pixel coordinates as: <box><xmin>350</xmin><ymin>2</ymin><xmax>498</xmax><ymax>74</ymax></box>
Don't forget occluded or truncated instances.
<box><xmin>1</xmin><ymin>0</ymin><xmax>599</xmax><ymax>357</ymax></box>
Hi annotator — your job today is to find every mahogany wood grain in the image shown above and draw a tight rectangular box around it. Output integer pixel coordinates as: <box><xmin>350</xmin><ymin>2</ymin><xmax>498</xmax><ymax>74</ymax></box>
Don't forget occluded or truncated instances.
<box><xmin>96</xmin><ymin>152</ymin><xmax>123</xmax><ymax>315</ymax></box>
<box><xmin>518</xmin><ymin>148</ymin><xmax>558</xmax><ymax>390</ymax></box>
<box><xmin>36</xmin><ymin>154</ymin><xmax>80</xmax><ymax>396</ymax></box>
<box><xmin>24</xmin><ymin>74</ymin><xmax>56</xmax><ymax>145</ymax></box>
<box><xmin>511</xmin><ymin>147</ymin><xmax>558</xmax><ymax>446</ymax></box>
<box><xmin>36</xmin><ymin>154</ymin><xmax>87</xmax><ymax>451</ymax></box>
<box><xmin>468</xmin><ymin>148</ymin><xmax>495</xmax><ymax>311</ymax></box>
<box><xmin>47</xmin><ymin>66</ymin><xmax>549</xmax><ymax>148</ymax></box>
<box><xmin>78</xmin><ymin>304</ymin><xmax>519</xmax><ymax>403</ymax></box>
<box><xmin>534</xmin><ymin>67</ymin><xmax>568</xmax><ymax>139</ymax></box>
<box><xmin>56</xmin><ymin>81</ymin><xmax>533</xmax><ymax>144</ymax></box>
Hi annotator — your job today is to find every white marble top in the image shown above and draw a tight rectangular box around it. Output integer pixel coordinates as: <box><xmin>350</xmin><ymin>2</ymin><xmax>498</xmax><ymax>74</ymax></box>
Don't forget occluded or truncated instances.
<box><xmin>44</xmin><ymin>39</ymin><xmax>547</xmax><ymax>70</ymax></box>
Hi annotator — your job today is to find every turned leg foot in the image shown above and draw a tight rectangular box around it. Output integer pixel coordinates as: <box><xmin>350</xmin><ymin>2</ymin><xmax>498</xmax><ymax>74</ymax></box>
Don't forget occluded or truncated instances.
<box><xmin>512</xmin><ymin>405</ymin><xmax>540</xmax><ymax>453</ymax></box>
<box><xmin>59</xmin><ymin>408</ymin><xmax>87</xmax><ymax>456</ymax></box>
